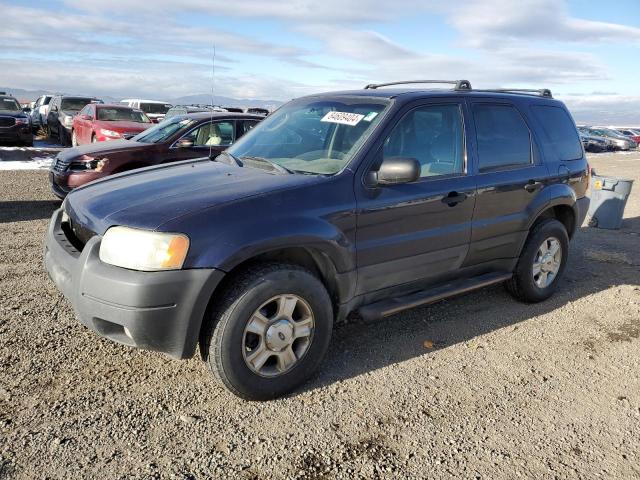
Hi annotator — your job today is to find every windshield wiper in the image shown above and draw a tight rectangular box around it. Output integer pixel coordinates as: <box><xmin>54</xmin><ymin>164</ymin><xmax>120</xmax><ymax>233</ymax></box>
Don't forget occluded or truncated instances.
<box><xmin>240</xmin><ymin>156</ymin><xmax>295</xmax><ymax>174</ymax></box>
<box><xmin>214</xmin><ymin>151</ymin><xmax>243</xmax><ymax>166</ymax></box>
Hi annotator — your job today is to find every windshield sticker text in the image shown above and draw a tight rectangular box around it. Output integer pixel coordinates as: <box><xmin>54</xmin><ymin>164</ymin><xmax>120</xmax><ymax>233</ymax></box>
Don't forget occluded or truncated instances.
<box><xmin>321</xmin><ymin>111</ymin><xmax>365</xmax><ymax>126</ymax></box>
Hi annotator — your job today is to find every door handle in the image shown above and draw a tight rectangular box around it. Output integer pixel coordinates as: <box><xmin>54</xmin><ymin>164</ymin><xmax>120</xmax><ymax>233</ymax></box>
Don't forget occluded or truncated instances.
<box><xmin>441</xmin><ymin>191</ymin><xmax>468</xmax><ymax>206</ymax></box>
<box><xmin>524</xmin><ymin>180</ymin><xmax>543</xmax><ymax>192</ymax></box>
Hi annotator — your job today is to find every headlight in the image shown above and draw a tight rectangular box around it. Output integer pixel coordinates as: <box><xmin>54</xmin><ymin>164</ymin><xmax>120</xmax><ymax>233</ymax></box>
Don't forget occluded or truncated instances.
<box><xmin>99</xmin><ymin>226</ymin><xmax>190</xmax><ymax>271</ymax></box>
<box><xmin>100</xmin><ymin>128</ymin><xmax>120</xmax><ymax>138</ymax></box>
<box><xmin>68</xmin><ymin>155</ymin><xmax>108</xmax><ymax>172</ymax></box>
<box><xmin>64</xmin><ymin>116</ymin><xmax>73</xmax><ymax>127</ymax></box>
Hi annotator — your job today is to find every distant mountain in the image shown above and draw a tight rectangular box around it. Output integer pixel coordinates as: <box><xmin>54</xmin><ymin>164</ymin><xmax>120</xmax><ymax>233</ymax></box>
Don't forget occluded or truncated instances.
<box><xmin>0</xmin><ymin>86</ymin><xmax>283</xmax><ymax>111</ymax></box>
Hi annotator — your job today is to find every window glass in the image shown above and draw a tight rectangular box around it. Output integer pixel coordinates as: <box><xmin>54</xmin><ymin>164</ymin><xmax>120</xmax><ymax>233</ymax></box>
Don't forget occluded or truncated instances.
<box><xmin>183</xmin><ymin>121</ymin><xmax>235</xmax><ymax>146</ymax></box>
<box><xmin>227</xmin><ymin>98</ymin><xmax>388</xmax><ymax>174</ymax></box>
<box><xmin>531</xmin><ymin>105</ymin><xmax>582</xmax><ymax>160</ymax></box>
<box><xmin>97</xmin><ymin>107</ymin><xmax>150</xmax><ymax>123</ymax></box>
<box><xmin>472</xmin><ymin>104</ymin><xmax>531</xmax><ymax>171</ymax></box>
<box><xmin>133</xmin><ymin>117</ymin><xmax>195</xmax><ymax>143</ymax></box>
<box><xmin>140</xmin><ymin>103</ymin><xmax>171</xmax><ymax>114</ymax></box>
<box><xmin>61</xmin><ymin>97</ymin><xmax>94</xmax><ymax>111</ymax></box>
<box><xmin>383</xmin><ymin>104</ymin><xmax>464</xmax><ymax>177</ymax></box>
<box><xmin>0</xmin><ymin>98</ymin><xmax>21</xmax><ymax>111</ymax></box>
<box><xmin>240</xmin><ymin>120</ymin><xmax>259</xmax><ymax>136</ymax></box>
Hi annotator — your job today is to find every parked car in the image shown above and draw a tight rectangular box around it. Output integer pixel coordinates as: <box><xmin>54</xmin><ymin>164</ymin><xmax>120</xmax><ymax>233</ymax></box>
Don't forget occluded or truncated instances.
<box><xmin>0</xmin><ymin>92</ymin><xmax>33</xmax><ymax>146</ymax></box>
<box><xmin>44</xmin><ymin>80</ymin><xmax>590</xmax><ymax>400</ymax></box>
<box><xmin>47</xmin><ymin>95</ymin><xmax>102</xmax><ymax>146</ymax></box>
<box><xmin>71</xmin><ymin>104</ymin><xmax>152</xmax><ymax>146</ymax></box>
<box><xmin>164</xmin><ymin>104</ymin><xmax>227</xmax><ymax>121</ymax></box>
<box><xmin>120</xmin><ymin>99</ymin><xmax>172</xmax><ymax>123</ymax></box>
<box><xmin>577</xmin><ymin>128</ymin><xmax>613</xmax><ymax>152</ymax></box>
<box><xmin>30</xmin><ymin>94</ymin><xmax>53</xmax><ymax>132</ymax></box>
<box><xmin>246</xmin><ymin>107</ymin><xmax>270</xmax><ymax>116</ymax></box>
<box><xmin>584</xmin><ymin>127</ymin><xmax>637</xmax><ymax>150</ymax></box>
<box><xmin>49</xmin><ymin>112</ymin><xmax>262</xmax><ymax>198</ymax></box>
<box><xmin>615</xmin><ymin>128</ymin><xmax>640</xmax><ymax>144</ymax></box>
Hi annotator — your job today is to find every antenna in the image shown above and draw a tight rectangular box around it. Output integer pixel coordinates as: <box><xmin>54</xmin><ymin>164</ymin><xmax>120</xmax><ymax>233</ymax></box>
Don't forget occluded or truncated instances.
<box><xmin>209</xmin><ymin>45</ymin><xmax>216</xmax><ymax>160</ymax></box>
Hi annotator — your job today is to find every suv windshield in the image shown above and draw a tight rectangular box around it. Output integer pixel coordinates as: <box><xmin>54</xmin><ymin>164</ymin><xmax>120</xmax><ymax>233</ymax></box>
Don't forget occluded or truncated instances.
<box><xmin>132</xmin><ymin>116</ymin><xmax>195</xmax><ymax>143</ymax></box>
<box><xmin>227</xmin><ymin>97</ymin><xmax>389</xmax><ymax>174</ymax></box>
<box><xmin>97</xmin><ymin>107</ymin><xmax>150</xmax><ymax>123</ymax></box>
<box><xmin>0</xmin><ymin>97</ymin><xmax>20</xmax><ymax>111</ymax></box>
<box><xmin>61</xmin><ymin>98</ymin><xmax>94</xmax><ymax>111</ymax></box>
<box><xmin>140</xmin><ymin>103</ymin><xmax>171</xmax><ymax>114</ymax></box>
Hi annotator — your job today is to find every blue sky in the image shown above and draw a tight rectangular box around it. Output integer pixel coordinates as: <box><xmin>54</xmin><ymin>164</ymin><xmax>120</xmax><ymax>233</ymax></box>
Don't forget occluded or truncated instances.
<box><xmin>2</xmin><ymin>0</ymin><xmax>639</xmax><ymax>123</ymax></box>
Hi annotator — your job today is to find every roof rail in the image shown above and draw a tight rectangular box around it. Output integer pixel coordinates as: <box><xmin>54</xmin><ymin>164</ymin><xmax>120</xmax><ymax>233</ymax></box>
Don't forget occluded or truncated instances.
<box><xmin>482</xmin><ymin>88</ymin><xmax>553</xmax><ymax>98</ymax></box>
<box><xmin>364</xmin><ymin>80</ymin><xmax>472</xmax><ymax>91</ymax></box>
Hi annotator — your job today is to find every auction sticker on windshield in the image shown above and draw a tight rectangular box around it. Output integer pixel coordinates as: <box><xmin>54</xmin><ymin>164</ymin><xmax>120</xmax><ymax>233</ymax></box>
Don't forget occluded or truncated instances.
<box><xmin>321</xmin><ymin>111</ymin><xmax>365</xmax><ymax>126</ymax></box>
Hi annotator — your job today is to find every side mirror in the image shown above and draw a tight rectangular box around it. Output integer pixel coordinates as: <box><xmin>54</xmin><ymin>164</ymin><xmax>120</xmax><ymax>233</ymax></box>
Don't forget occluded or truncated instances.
<box><xmin>175</xmin><ymin>138</ymin><xmax>194</xmax><ymax>148</ymax></box>
<box><xmin>374</xmin><ymin>157</ymin><xmax>421</xmax><ymax>185</ymax></box>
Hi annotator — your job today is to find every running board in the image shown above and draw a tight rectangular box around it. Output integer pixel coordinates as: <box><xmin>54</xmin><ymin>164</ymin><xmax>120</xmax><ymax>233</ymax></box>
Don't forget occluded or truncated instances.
<box><xmin>357</xmin><ymin>272</ymin><xmax>513</xmax><ymax>322</ymax></box>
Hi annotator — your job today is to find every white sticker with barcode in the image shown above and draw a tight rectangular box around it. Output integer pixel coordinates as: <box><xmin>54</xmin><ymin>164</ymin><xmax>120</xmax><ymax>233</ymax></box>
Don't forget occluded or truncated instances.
<box><xmin>321</xmin><ymin>111</ymin><xmax>365</xmax><ymax>126</ymax></box>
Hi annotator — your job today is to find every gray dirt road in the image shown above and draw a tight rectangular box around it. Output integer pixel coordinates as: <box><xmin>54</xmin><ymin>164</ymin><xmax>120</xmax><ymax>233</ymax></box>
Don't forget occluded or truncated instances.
<box><xmin>0</xmin><ymin>151</ymin><xmax>639</xmax><ymax>479</ymax></box>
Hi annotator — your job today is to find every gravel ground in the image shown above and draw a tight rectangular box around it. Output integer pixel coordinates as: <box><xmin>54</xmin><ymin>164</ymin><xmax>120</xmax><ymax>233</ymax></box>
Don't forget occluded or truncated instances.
<box><xmin>0</xmin><ymin>151</ymin><xmax>639</xmax><ymax>479</ymax></box>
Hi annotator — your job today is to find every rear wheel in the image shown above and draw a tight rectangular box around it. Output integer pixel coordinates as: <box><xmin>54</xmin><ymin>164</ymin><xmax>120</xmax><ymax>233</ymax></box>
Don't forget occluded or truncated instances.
<box><xmin>201</xmin><ymin>263</ymin><xmax>333</xmax><ymax>400</ymax></box>
<box><xmin>506</xmin><ymin>218</ymin><xmax>569</xmax><ymax>303</ymax></box>
<box><xmin>58</xmin><ymin>124</ymin><xmax>68</xmax><ymax>146</ymax></box>
<box><xmin>91</xmin><ymin>133</ymin><xmax>97</xmax><ymax>143</ymax></box>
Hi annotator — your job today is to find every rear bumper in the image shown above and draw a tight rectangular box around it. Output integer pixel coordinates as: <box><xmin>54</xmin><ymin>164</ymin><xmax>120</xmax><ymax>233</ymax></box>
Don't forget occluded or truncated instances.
<box><xmin>575</xmin><ymin>196</ymin><xmax>590</xmax><ymax>229</ymax></box>
<box><xmin>43</xmin><ymin>208</ymin><xmax>224</xmax><ymax>359</ymax></box>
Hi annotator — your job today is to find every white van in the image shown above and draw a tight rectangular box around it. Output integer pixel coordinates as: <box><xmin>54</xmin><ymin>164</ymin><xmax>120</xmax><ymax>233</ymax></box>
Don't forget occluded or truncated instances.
<box><xmin>120</xmin><ymin>99</ymin><xmax>172</xmax><ymax>123</ymax></box>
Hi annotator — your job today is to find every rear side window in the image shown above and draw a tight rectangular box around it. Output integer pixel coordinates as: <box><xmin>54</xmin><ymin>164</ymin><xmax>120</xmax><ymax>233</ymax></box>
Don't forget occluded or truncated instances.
<box><xmin>472</xmin><ymin>104</ymin><xmax>531</xmax><ymax>171</ymax></box>
<box><xmin>531</xmin><ymin>105</ymin><xmax>582</xmax><ymax>160</ymax></box>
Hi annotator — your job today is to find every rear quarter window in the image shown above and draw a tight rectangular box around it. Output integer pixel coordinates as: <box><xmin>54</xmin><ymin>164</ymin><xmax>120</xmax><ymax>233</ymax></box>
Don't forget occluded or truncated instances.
<box><xmin>531</xmin><ymin>105</ymin><xmax>582</xmax><ymax>161</ymax></box>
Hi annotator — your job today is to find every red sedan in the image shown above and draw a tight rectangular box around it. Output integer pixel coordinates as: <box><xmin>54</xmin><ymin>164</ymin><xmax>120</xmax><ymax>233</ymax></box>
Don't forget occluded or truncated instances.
<box><xmin>71</xmin><ymin>104</ymin><xmax>152</xmax><ymax>146</ymax></box>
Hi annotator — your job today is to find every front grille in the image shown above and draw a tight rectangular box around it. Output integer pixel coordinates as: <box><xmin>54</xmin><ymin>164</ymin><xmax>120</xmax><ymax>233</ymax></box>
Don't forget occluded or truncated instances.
<box><xmin>0</xmin><ymin>116</ymin><xmax>15</xmax><ymax>128</ymax></box>
<box><xmin>52</xmin><ymin>154</ymin><xmax>71</xmax><ymax>173</ymax></box>
<box><xmin>62</xmin><ymin>214</ymin><xmax>96</xmax><ymax>251</ymax></box>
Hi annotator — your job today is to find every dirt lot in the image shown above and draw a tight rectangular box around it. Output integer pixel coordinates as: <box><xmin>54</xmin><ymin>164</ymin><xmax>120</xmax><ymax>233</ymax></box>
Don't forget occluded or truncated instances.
<box><xmin>0</xmin><ymin>150</ymin><xmax>639</xmax><ymax>479</ymax></box>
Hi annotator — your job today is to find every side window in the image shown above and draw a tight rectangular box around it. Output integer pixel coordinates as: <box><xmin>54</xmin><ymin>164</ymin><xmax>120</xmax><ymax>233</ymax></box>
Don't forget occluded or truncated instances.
<box><xmin>531</xmin><ymin>105</ymin><xmax>583</xmax><ymax>161</ymax></box>
<box><xmin>183</xmin><ymin>121</ymin><xmax>235</xmax><ymax>147</ymax></box>
<box><xmin>383</xmin><ymin>104</ymin><xmax>465</xmax><ymax>177</ymax></box>
<box><xmin>472</xmin><ymin>104</ymin><xmax>531</xmax><ymax>171</ymax></box>
<box><xmin>80</xmin><ymin>105</ymin><xmax>90</xmax><ymax>116</ymax></box>
<box><xmin>239</xmin><ymin>120</ymin><xmax>259</xmax><ymax>137</ymax></box>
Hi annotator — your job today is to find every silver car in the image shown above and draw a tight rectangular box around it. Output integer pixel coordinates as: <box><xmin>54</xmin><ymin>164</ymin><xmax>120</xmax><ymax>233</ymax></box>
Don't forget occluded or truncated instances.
<box><xmin>30</xmin><ymin>94</ymin><xmax>53</xmax><ymax>131</ymax></box>
<box><xmin>584</xmin><ymin>127</ymin><xmax>637</xmax><ymax>151</ymax></box>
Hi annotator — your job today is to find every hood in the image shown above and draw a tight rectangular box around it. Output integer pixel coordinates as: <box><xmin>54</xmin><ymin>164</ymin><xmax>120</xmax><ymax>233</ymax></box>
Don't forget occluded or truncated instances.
<box><xmin>64</xmin><ymin>159</ymin><xmax>320</xmax><ymax>235</ymax></box>
<box><xmin>93</xmin><ymin>120</ymin><xmax>152</xmax><ymax>132</ymax></box>
<box><xmin>0</xmin><ymin>110</ymin><xmax>28</xmax><ymax>118</ymax></box>
<box><xmin>57</xmin><ymin>139</ymin><xmax>152</xmax><ymax>162</ymax></box>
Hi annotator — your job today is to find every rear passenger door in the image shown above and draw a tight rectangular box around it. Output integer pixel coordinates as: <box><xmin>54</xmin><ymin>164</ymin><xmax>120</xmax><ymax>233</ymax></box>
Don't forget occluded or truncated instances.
<box><xmin>355</xmin><ymin>100</ymin><xmax>476</xmax><ymax>295</ymax></box>
<box><xmin>464</xmin><ymin>101</ymin><xmax>549</xmax><ymax>266</ymax></box>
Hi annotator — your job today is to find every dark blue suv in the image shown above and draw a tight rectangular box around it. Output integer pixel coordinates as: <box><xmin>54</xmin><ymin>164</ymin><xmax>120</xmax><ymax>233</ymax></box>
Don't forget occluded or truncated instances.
<box><xmin>44</xmin><ymin>80</ymin><xmax>590</xmax><ymax>400</ymax></box>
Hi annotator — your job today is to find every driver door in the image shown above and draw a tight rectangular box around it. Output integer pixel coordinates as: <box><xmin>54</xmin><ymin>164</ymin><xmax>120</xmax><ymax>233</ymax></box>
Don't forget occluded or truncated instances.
<box><xmin>166</xmin><ymin>120</ymin><xmax>235</xmax><ymax>163</ymax></box>
<box><xmin>354</xmin><ymin>100</ymin><xmax>477</xmax><ymax>296</ymax></box>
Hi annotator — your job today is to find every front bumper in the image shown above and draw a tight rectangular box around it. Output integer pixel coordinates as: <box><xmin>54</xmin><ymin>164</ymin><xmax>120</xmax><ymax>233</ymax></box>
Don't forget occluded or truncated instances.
<box><xmin>49</xmin><ymin>170</ymin><xmax>108</xmax><ymax>199</ymax></box>
<box><xmin>43</xmin><ymin>208</ymin><xmax>224</xmax><ymax>359</ymax></box>
<box><xmin>0</xmin><ymin>124</ymin><xmax>32</xmax><ymax>144</ymax></box>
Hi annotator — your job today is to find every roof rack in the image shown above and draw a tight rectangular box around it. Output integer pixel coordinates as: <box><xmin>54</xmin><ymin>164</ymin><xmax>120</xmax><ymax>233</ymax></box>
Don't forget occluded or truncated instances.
<box><xmin>482</xmin><ymin>88</ymin><xmax>553</xmax><ymax>98</ymax></box>
<box><xmin>364</xmin><ymin>80</ymin><xmax>472</xmax><ymax>91</ymax></box>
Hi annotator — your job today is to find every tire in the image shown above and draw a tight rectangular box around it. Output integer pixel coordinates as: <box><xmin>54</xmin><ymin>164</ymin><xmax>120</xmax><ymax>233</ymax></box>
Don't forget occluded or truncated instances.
<box><xmin>71</xmin><ymin>130</ymin><xmax>78</xmax><ymax>147</ymax></box>
<box><xmin>59</xmin><ymin>124</ymin><xmax>68</xmax><ymax>146</ymax></box>
<box><xmin>91</xmin><ymin>134</ymin><xmax>97</xmax><ymax>143</ymax></box>
<box><xmin>201</xmin><ymin>263</ymin><xmax>333</xmax><ymax>400</ymax></box>
<box><xmin>46</xmin><ymin>124</ymin><xmax>52</xmax><ymax>140</ymax></box>
<box><xmin>505</xmin><ymin>218</ymin><xmax>569</xmax><ymax>303</ymax></box>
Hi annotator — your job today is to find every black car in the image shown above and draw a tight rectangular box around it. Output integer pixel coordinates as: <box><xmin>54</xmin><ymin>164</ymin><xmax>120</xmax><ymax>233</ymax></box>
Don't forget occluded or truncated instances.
<box><xmin>44</xmin><ymin>80</ymin><xmax>590</xmax><ymax>400</ymax></box>
<box><xmin>0</xmin><ymin>92</ymin><xmax>33</xmax><ymax>146</ymax></box>
<box><xmin>47</xmin><ymin>95</ymin><xmax>102</xmax><ymax>146</ymax></box>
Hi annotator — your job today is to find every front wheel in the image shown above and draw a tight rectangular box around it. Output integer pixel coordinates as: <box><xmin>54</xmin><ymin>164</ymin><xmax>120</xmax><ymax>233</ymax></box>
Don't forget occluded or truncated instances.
<box><xmin>506</xmin><ymin>218</ymin><xmax>569</xmax><ymax>303</ymax></box>
<box><xmin>201</xmin><ymin>264</ymin><xmax>333</xmax><ymax>400</ymax></box>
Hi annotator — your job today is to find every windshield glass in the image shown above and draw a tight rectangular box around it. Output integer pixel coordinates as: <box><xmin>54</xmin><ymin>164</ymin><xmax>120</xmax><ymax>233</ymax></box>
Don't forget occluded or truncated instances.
<box><xmin>0</xmin><ymin>98</ymin><xmax>20</xmax><ymax>111</ymax></box>
<box><xmin>227</xmin><ymin>97</ymin><xmax>389</xmax><ymax>174</ymax></box>
<box><xmin>97</xmin><ymin>107</ymin><xmax>150</xmax><ymax>123</ymax></box>
<box><xmin>140</xmin><ymin>103</ymin><xmax>171</xmax><ymax>114</ymax></box>
<box><xmin>61</xmin><ymin>98</ymin><xmax>94</xmax><ymax>111</ymax></box>
<box><xmin>132</xmin><ymin>116</ymin><xmax>194</xmax><ymax>143</ymax></box>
